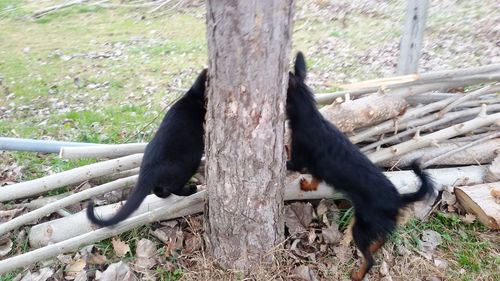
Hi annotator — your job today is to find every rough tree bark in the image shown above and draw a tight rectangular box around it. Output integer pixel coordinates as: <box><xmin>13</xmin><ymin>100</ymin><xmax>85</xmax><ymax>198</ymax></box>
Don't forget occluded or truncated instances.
<box><xmin>204</xmin><ymin>0</ymin><xmax>295</xmax><ymax>271</ymax></box>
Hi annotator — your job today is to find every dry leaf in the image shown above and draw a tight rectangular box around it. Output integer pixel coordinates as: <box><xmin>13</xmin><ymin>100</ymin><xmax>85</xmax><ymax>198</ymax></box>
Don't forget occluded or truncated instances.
<box><xmin>285</xmin><ymin>202</ymin><xmax>314</xmax><ymax>234</ymax></box>
<box><xmin>462</xmin><ymin>213</ymin><xmax>476</xmax><ymax>224</ymax></box>
<box><xmin>96</xmin><ymin>261</ymin><xmax>137</xmax><ymax>281</ymax></box>
<box><xmin>289</xmin><ymin>239</ymin><xmax>316</xmax><ymax>262</ymax></box>
<box><xmin>74</xmin><ymin>271</ymin><xmax>87</xmax><ymax>281</ymax></box>
<box><xmin>379</xmin><ymin>260</ymin><xmax>389</xmax><ymax>276</ymax></box>
<box><xmin>433</xmin><ymin>258</ymin><xmax>449</xmax><ymax>270</ymax></box>
<box><xmin>112</xmin><ymin>238</ymin><xmax>130</xmax><ymax>257</ymax></box>
<box><xmin>0</xmin><ymin>235</ymin><xmax>13</xmax><ymax>257</ymax></box>
<box><xmin>87</xmin><ymin>254</ymin><xmax>107</xmax><ymax>265</ymax></box>
<box><xmin>136</xmin><ymin>239</ymin><xmax>156</xmax><ymax>258</ymax></box>
<box><xmin>322</xmin><ymin>223</ymin><xmax>342</xmax><ymax>244</ymax></box>
<box><xmin>0</xmin><ymin>208</ymin><xmax>24</xmax><ymax>223</ymax></box>
<box><xmin>420</xmin><ymin>230</ymin><xmax>442</xmax><ymax>252</ymax></box>
<box><xmin>307</xmin><ymin>229</ymin><xmax>317</xmax><ymax>245</ymax></box>
<box><xmin>442</xmin><ymin>190</ymin><xmax>457</xmax><ymax>212</ymax></box>
<box><xmin>65</xmin><ymin>259</ymin><xmax>86</xmax><ymax>280</ymax></box>
<box><xmin>332</xmin><ymin>245</ymin><xmax>350</xmax><ymax>263</ymax></box>
<box><xmin>292</xmin><ymin>265</ymin><xmax>318</xmax><ymax>281</ymax></box>
<box><xmin>20</xmin><ymin>268</ymin><xmax>54</xmax><ymax>281</ymax></box>
<box><xmin>184</xmin><ymin>234</ymin><xmax>203</xmax><ymax>254</ymax></box>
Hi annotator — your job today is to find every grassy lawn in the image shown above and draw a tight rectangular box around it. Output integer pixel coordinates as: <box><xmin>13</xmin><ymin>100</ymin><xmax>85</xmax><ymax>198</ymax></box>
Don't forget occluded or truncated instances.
<box><xmin>0</xmin><ymin>0</ymin><xmax>498</xmax><ymax>280</ymax></box>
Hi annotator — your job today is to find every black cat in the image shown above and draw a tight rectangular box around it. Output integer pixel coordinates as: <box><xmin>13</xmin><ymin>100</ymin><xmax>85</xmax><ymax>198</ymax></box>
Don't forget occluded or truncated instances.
<box><xmin>87</xmin><ymin>69</ymin><xmax>207</xmax><ymax>227</ymax></box>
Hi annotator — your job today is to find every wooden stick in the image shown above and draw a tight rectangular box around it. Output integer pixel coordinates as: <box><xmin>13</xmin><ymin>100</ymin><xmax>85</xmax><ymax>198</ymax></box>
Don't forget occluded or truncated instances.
<box><xmin>319</xmin><ymin>92</ymin><xmax>408</xmax><ymax>133</ymax></box>
<box><xmin>422</xmin><ymin>132</ymin><xmax>500</xmax><ymax>168</ymax></box>
<box><xmin>316</xmin><ymin>69</ymin><xmax>500</xmax><ymax>104</ymax></box>
<box><xmin>351</xmin><ymin>96</ymin><xmax>457</xmax><ymax>144</ymax></box>
<box><xmin>0</xmin><ymin>176</ymin><xmax>138</xmax><ymax>236</ymax></box>
<box><xmin>11</xmin><ymin>165</ymin><xmax>488</xmax><ymax>275</ymax></box>
<box><xmin>397</xmin><ymin>0</ymin><xmax>428</xmax><ymax>74</ymax></box>
<box><xmin>367</xmin><ymin>112</ymin><xmax>500</xmax><ymax>163</ymax></box>
<box><xmin>0</xmin><ymin>154</ymin><xmax>143</xmax><ymax>202</ymax></box>
<box><xmin>91</xmin><ymin>167</ymin><xmax>140</xmax><ymax>184</ymax></box>
<box><xmin>360</xmin><ymin>104</ymin><xmax>500</xmax><ymax>152</ymax></box>
<box><xmin>439</xmin><ymin>84</ymin><xmax>496</xmax><ymax>115</ymax></box>
<box><xmin>27</xmin><ymin>165</ymin><xmax>488</xmax><ymax>249</ymax></box>
<box><xmin>379</xmin><ymin>139</ymin><xmax>500</xmax><ymax>168</ymax></box>
<box><xmin>0</xmin><ymin>192</ymin><xmax>205</xmax><ymax>275</ymax></box>
<box><xmin>59</xmin><ymin>143</ymin><xmax>147</xmax><ymax>159</ymax></box>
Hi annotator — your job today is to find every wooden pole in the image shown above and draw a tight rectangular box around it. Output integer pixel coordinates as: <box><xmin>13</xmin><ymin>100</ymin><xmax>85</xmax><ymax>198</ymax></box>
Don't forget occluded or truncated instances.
<box><xmin>397</xmin><ymin>0</ymin><xmax>429</xmax><ymax>74</ymax></box>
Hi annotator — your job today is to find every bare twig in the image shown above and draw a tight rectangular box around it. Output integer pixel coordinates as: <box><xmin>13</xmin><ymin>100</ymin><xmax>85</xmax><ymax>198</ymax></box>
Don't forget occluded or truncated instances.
<box><xmin>0</xmin><ymin>154</ymin><xmax>143</xmax><ymax>202</ymax></box>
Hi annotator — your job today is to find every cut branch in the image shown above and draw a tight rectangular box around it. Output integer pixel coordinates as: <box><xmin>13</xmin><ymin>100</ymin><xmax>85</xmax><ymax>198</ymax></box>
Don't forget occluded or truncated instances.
<box><xmin>367</xmin><ymin>112</ymin><xmax>500</xmax><ymax>163</ymax></box>
<box><xmin>0</xmin><ymin>154</ymin><xmax>143</xmax><ymax>202</ymax></box>
<box><xmin>10</xmin><ymin>166</ymin><xmax>488</xmax><ymax>274</ymax></box>
<box><xmin>0</xmin><ymin>176</ymin><xmax>138</xmax><ymax>236</ymax></box>
<box><xmin>378</xmin><ymin>139</ymin><xmax>500</xmax><ymax>168</ymax></box>
<box><xmin>59</xmin><ymin>143</ymin><xmax>147</xmax><ymax>159</ymax></box>
<box><xmin>351</xmin><ymin>96</ymin><xmax>457</xmax><ymax>144</ymax></box>
<box><xmin>316</xmin><ymin>65</ymin><xmax>500</xmax><ymax>104</ymax></box>
<box><xmin>422</xmin><ymin>132</ymin><xmax>500</xmax><ymax>168</ymax></box>
<box><xmin>320</xmin><ymin>92</ymin><xmax>408</xmax><ymax>133</ymax></box>
<box><xmin>27</xmin><ymin>165</ymin><xmax>488</xmax><ymax>248</ymax></box>
<box><xmin>455</xmin><ymin>182</ymin><xmax>500</xmax><ymax>229</ymax></box>
<box><xmin>360</xmin><ymin>105</ymin><xmax>500</xmax><ymax>152</ymax></box>
<box><xmin>439</xmin><ymin>84</ymin><xmax>497</xmax><ymax>116</ymax></box>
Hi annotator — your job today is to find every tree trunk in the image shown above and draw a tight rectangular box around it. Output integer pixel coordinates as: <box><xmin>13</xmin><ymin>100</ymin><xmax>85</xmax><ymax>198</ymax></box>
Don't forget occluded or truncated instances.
<box><xmin>204</xmin><ymin>0</ymin><xmax>295</xmax><ymax>271</ymax></box>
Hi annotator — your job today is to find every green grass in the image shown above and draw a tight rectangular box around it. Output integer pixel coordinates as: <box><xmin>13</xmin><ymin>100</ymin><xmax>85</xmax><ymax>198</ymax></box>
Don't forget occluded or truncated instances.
<box><xmin>397</xmin><ymin>213</ymin><xmax>500</xmax><ymax>281</ymax></box>
<box><xmin>0</xmin><ymin>273</ymin><xmax>17</xmax><ymax>281</ymax></box>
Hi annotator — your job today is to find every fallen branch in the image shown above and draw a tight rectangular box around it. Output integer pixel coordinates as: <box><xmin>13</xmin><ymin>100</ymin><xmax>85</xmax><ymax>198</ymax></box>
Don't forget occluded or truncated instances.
<box><xmin>91</xmin><ymin>167</ymin><xmax>140</xmax><ymax>184</ymax></box>
<box><xmin>406</xmin><ymin>92</ymin><xmax>461</xmax><ymax>105</ymax></box>
<box><xmin>27</xmin><ymin>165</ymin><xmax>488</xmax><ymax>248</ymax></box>
<box><xmin>59</xmin><ymin>143</ymin><xmax>147</xmax><ymax>159</ymax></box>
<box><xmin>379</xmin><ymin>139</ymin><xmax>500</xmax><ymax>168</ymax></box>
<box><xmin>316</xmin><ymin>65</ymin><xmax>500</xmax><ymax>104</ymax></box>
<box><xmin>320</xmin><ymin>92</ymin><xmax>408</xmax><ymax>133</ymax></box>
<box><xmin>351</xmin><ymin>96</ymin><xmax>457</xmax><ymax>144</ymax></box>
<box><xmin>455</xmin><ymin>182</ymin><xmax>500</xmax><ymax>229</ymax></box>
<box><xmin>33</xmin><ymin>0</ymin><xmax>89</xmax><ymax>18</ymax></box>
<box><xmin>422</xmin><ymin>132</ymin><xmax>500</xmax><ymax>168</ymax></box>
<box><xmin>439</xmin><ymin>84</ymin><xmax>497</xmax><ymax>116</ymax></box>
<box><xmin>367</xmin><ymin>112</ymin><xmax>500</xmax><ymax>163</ymax></box>
<box><xmin>0</xmin><ymin>154</ymin><xmax>143</xmax><ymax>202</ymax></box>
<box><xmin>0</xmin><ymin>176</ymin><xmax>138</xmax><ymax>236</ymax></box>
<box><xmin>5</xmin><ymin>166</ymin><xmax>486</xmax><ymax>274</ymax></box>
<box><xmin>0</xmin><ymin>192</ymin><xmax>205</xmax><ymax>275</ymax></box>
<box><xmin>360</xmin><ymin>105</ymin><xmax>500</xmax><ymax>152</ymax></box>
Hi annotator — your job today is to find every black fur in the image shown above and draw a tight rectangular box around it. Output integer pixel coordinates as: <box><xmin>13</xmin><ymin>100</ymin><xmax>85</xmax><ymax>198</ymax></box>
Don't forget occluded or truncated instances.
<box><xmin>286</xmin><ymin>52</ymin><xmax>434</xmax><ymax>280</ymax></box>
<box><xmin>87</xmin><ymin>69</ymin><xmax>207</xmax><ymax>227</ymax></box>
